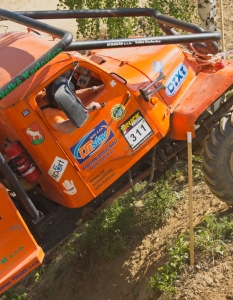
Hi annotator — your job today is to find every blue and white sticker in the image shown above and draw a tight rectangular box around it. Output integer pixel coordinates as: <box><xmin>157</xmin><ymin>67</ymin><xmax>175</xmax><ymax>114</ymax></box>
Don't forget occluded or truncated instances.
<box><xmin>153</xmin><ymin>61</ymin><xmax>164</xmax><ymax>73</ymax></box>
<box><xmin>166</xmin><ymin>64</ymin><xmax>188</xmax><ymax>97</ymax></box>
<box><xmin>48</xmin><ymin>156</ymin><xmax>68</xmax><ymax>182</ymax></box>
<box><xmin>22</xmin><ymin>109</ymin><xmax>30</xmax><ymax>117</ymax></box>
<box><xmin>70</xmin><ymin>120</ymin><xmax>115</xmax><ymax>165</ymax></box>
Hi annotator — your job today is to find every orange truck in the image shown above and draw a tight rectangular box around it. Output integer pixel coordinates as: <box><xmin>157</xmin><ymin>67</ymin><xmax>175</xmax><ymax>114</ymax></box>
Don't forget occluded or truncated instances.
<box><xmin>0</xmin><ymin>184</ymin><xmax>44</xmax><ymax>295</ymax></box>
<box><xmin>0</xmin><ymin>7</ymin><xmax>233</xmax><ymax>294</ymax></box>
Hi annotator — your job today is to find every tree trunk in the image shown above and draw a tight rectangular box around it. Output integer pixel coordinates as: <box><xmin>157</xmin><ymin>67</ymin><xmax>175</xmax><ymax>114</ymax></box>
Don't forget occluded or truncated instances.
<box><xmin>198</xmin><ymin>0</ymin><xmax>217</xmax><ymax>31</ymax></box>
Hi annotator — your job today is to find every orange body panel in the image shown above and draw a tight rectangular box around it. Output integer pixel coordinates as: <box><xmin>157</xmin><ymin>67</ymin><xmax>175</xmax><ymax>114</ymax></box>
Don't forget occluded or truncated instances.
<box><xmin>0</xmin><ymin>34</ymin><xmax>232</xmax><ymax>208</ymax></box>
<box><xmin>0</xmin><ymin>8</ymin><xmax>230</xmax><ymax>294</ymax></box>
<box><xmin>0</xmin><ymin>32</ymin><xmax>80</xmax><ymax>108</ymax></box>
<box><xmin>1</xmin><ymin>32</ymin><xmax>233</xmax><ymax>207</ymax></box>
<box><xmin>0</xmin><ymin>35</ymin><xmax>176</xmax><ymax>208</ymax></box>
<box><xmin>0</xmin><ymin>65</ymin><xmax>166</xmax><ymax>207</ymax></box>
<box><xmin>0</xmin><ymin>184</ymin><xmax>44</xmax><ymax>295</ymax></box>
<box><xmin>169</xmin><ymin>61</ymin><xmax>233</xmax><ymax>140</ymax></box>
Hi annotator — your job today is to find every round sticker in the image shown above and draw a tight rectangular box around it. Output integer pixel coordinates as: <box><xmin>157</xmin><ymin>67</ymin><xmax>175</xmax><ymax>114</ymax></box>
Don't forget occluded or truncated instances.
<box><xmin>111</xmin><ymin>104</ymin><xmax>126</xmax><ymax>121</ymax></box>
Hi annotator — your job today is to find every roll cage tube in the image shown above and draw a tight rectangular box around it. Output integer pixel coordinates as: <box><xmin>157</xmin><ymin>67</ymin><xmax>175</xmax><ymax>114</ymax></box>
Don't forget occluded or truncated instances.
<box><xmin>16</xmin><ymin>8</ymin><xmax>220</xmax><ymax>54</ymax></box>
<box><xmin>0</xmin><ymin>9</ymin><xmax>73</xmax><ymax>100</ymax></box>
<box><xmin>0</xmin><ymin>153</ymin><xmax>40</xmax><ymax>221</ymax></box>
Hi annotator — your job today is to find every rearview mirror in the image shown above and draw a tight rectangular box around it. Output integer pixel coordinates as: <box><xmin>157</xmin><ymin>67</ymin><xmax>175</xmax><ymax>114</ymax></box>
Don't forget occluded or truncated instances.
<box><xmin>54</xmin><ymin>84</ymin><xmax>88</xmax><ymax>128</ymax></box>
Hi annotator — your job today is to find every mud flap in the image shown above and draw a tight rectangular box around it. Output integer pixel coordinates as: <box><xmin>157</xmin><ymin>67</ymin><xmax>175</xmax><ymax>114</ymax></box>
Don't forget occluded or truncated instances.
<box><xmin>0</xmin><ymin>184</ymin><xmax>44</xmax><ymax>295</ymax></box>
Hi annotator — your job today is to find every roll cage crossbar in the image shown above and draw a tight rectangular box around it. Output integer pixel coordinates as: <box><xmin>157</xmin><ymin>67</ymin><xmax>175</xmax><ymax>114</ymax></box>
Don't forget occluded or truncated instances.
<box><xmin>0</xmin><ymin>8</ymin><xmax>221</xmax><ymax>100</ymax></box>
<box><xmin>15</xmin><ymin>8</ymin><xmax>220</xmax><ymax>54</ymax></box>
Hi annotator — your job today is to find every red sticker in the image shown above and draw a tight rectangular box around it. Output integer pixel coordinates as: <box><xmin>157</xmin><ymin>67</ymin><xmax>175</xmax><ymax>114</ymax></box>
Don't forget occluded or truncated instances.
<box><xmin>22</xmin><ymin>122</ymin><xmax>45</xmax><ymax>145</ymax></box>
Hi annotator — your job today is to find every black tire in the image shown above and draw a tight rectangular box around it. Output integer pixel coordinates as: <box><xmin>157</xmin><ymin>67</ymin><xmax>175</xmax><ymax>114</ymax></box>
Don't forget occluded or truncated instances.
<box><xmin>200</xmin><ymin>113</ymin><xmax>233</xmax><ymax>204</ymax></box>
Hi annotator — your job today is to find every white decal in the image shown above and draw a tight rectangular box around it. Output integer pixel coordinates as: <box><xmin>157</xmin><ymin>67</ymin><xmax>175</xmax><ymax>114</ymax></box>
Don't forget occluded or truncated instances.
<box><xmin>124</xmin><ymin>119</ymin><xmax>153</xmax><ymax>150</ymax></box>
<box><xmin>62</xmin><ymin>180</ymin><xmax>77</xmax><ymax>195</ymax></box>
<box><xmin>110</xmin><ymin>80</ymin><xmax>116</xmax><ymax>87</ymax></box>
<box><xmin>153</xmin><ymin>61</ymin><xmax>164</xmax><ymax>73</ymax></box>
<box><xmin>166</xmin><ymin>63</ymin><xmax>188</xmax><ymax>97</ymax></box>
<box><xmin>26</xmin><ymin>128</ymin><xmax>42</xmax><ymax>140</ymax></box>
<box><xmin>48</xmin><ymin>156</ymin><xmax>68</xmax><ymax>182</ymax></box>
<box><xmin>120</xmin><ymin>111</ymin><xmax>153</xmax><ymax>150</ymax></box>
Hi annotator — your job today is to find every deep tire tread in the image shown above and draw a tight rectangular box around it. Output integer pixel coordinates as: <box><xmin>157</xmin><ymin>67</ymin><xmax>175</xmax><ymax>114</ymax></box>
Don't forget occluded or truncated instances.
<box><xmin>210</xmin><ymin>126</ymin><xmax>223</xmax><ymax>147</ymax></box>
<box><xmin>203</xmin><ymin>140</ymin><xmax>218</xmax><ymax>160</ymax></box>
<box><xmin>201</xmin><ymin>153</ymin><xmax>216</xmax><ymax>173</ymax></box>
<box><xmin>201</xmin><ymin>113</ymin><xmax>233</xmax><ymax>204</ymax></box>
<box><xmin>201</xmin><ymin>164</ymin><xmax>219</xmax><ymax>186</ymax></box>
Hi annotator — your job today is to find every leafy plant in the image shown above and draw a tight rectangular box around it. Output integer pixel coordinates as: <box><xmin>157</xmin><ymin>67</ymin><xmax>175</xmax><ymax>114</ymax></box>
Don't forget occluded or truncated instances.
<box><xmin>195</xmin><ymin>214</ymin><xmax>233</xmax><ymax>260</ymax></box>
<box><xmin>147</xmin><ymin>234</ymin><xmax>189</xmax><ymax>299</ymax></box>
<box><xmin>64</xmin><ymin>177</ymin><xmax>176</xmax><ymax>262</ymax></box>
<box><xmin>57</xmin><ymin>0</ymin><xmax>196</xmax><ymax>39</ymax></box>
<box><xmin>147</xmin><ymin>214</ymin><xmax>233</xmax><ymax>299</ymax></box>
<box><xmin>34</xmin><ymin>266</ymin><xmax>46</xmax><ymax>283</ymax></box>
<box><xmin>1</xmin><ymin>291</ymin><xmax>28</xmax><ymax>300</ymax></box>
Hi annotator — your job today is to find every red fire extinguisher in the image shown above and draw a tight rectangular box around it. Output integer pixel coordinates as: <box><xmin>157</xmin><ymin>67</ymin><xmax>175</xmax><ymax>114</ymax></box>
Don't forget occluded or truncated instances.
<box><xmin>5</xmin><ymin>141</ymin><xmax>40</xmax><ymax>183</ymax></box>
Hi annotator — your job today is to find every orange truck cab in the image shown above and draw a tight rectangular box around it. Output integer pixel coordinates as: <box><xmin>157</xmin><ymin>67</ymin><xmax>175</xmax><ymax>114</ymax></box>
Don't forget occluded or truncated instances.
<box><xmin>1</xmin><ymin>7</ymin><xmax>233</xmax><ymax>294</ymax></box>
<box><xmin>0</xmin><ymin>183</ymin><xmax>44</xmax><ymax>294</ymax></box>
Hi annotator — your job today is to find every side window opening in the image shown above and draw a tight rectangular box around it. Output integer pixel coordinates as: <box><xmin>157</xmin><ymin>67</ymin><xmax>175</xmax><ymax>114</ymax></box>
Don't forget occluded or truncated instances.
<box><xmin>35</xmin><ymin>66</ymin><xmax>105</xmax><ymax>134</ymax></box>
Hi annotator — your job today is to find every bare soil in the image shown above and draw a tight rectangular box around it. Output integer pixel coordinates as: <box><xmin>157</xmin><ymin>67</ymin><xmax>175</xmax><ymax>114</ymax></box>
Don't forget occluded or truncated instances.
<box><xmin>11</xmin><ymin>174</ymin><xmax>233</xmax><ymax>300</ymax></box>
<box><xmin>1</xmin><ymin>1</ymin><xmax>233</xmax><ymax>300</ymax></box>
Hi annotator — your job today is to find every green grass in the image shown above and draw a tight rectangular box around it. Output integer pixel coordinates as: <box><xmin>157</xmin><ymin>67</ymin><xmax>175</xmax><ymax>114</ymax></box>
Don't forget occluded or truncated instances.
<box><xmin>147</xmin><ymin>214</ymin><xmax>233</xmax><ymax>300</ymax></box>
<box><xmin>147</xmin><ymin>234</ymin><xmax>189</xmax><ymax>299</ymax></box>
<box><xmin>1</xmin><ymin>174</ymin><xmax>177</xmax><ymax>299</ymax></box>
<box><xmin>65</xmin><ymin>176</ymin><xmax>176</xmax><ymax>260</ymax></box>
<box><xmin>1</xmin><ymin>291</ymin><xmax>27</xmax><ymax>300</ymax></box>
<box><xmin>3</xmin><ymin>162</ymin><xmax>220</xmax><ymax>300</ymax></box>
<box><xmin>195</xmin><ymin>214</ymin><xmax>233</xmax><ymax>260</ymax></box>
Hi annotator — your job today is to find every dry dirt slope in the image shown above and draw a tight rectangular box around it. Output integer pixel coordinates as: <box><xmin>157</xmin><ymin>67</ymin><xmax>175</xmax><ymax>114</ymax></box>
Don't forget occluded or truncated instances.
<box><xmin>5</xmin><ymin>174</ymin><xmax>231</xmax><ymax>300</ymax></box>
<box><xmin>1</xmin><ymin>0</ymin><xmax>233</xmax><ymax>300</ymax></box>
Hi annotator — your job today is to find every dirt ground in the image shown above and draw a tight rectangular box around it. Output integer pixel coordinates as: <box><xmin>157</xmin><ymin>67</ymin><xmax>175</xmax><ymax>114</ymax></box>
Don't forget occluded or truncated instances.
<box><xmin>0</xmin><ymin>0</ymin><xmax>77</xmax><ymax>36</ymax></box>
<box><xmin>1</xmin><ymin>1</ymin><xmax>233</xmax><ymax>300</ymax></box>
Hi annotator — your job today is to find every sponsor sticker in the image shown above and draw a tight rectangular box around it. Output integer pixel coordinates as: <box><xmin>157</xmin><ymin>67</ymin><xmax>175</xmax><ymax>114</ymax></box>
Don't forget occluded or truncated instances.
<box><xmin>0</xmin><ymin>47</ymin><xmax>62</xmax><ymax>100</ymax></box>
<box><xmin>90</xmin><ymin>168</ymin><xmax>116</xmax><ymax>191</ymax></box>
<box><xmin>70</xmin><ymin>120</ymin><xmax>115</xmax><ymax>164</ymax></box>
<box><xmin>110</xmin><ymin>80</ymin><xmax>116</xmax><ymax>87</ymax></box>
<box><xmin>82</xmin><ymin>139</ymin><xmax>117</xmax><ymax>171</ymax></box>
<box><xmin>110</xmin><ymin>104</ymin><xmax>126</xmax><ymax>121</ymax></box>
<box><xmin>153</xmin><ymin>61</ymin><xmax>164</xmax><ymax>73</ymax></box>
<box><xmin>0</xmin><ymin>259</ymin><xmax>40</xmax><ymax>292</ymax></box>
<box><xmin>0</xmin><ymin>246</ymin><xmax>25</xmax><ymax>267</ymax></box>
<box><xmin>48</xmin><ymin>157</ymin><xmax>68</xmax><ymax>182</ymax></box>
<box><xmin>119</xmin><ymin>111</ymin><xmax>153</xmax><ymax>150</ymax></box>
<box><xmin>62</xmin><ymin>180</ymin><xmax>77</xmax><ymax>195</ymax></box>
<box><xmin>22</xmin><ymin>109</ymin><xmax>30</xmax><ymax>117</ymax></box>
<box><xmin>165</xmin><ymin>63</ymin><xmax>188</xmax><ymax>97</ymax></box>
<box><xmin>22</xmin><ymin>122</ymin><xmax>45</xmax><ymax>145</ymax></box>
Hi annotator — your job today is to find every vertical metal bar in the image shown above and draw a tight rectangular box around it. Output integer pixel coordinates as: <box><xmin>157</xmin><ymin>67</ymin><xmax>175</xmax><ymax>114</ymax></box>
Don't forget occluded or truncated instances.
<box><xmin>0</xmin><ymin>153</ymin><xmax>40</xmax><ymax>221</ymax></box>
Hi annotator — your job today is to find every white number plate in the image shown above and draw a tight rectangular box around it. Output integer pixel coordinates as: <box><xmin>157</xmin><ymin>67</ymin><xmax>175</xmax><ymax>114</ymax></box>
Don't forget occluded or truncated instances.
<box><xmin>119</xmin><ymin>111</ymin><xmax>153</xmax><ymax>150</ymax></box>
<box><xmin>125</xmin><ymin>118</ymin><xmax>153</xmax><ymax>150</ymax></box>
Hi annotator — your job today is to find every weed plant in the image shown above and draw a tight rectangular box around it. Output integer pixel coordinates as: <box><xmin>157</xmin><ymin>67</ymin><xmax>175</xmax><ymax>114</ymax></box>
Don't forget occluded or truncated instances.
<box><xmin>147</xmin><ymin>214</ymin><xmax>233</xmax><ymax>300</ymax></box>
<box><xmin>147</xmin><ymin>234</ymin><xmax>189</xmax><ymax>299</ymax></box>
<box><xmin>1</xmin><ymin>175</ymin><xmax>177</xmax><ymax>299</ymax></box>
<box><xmin>1</xmin><ymin>291</ymin><xmax>27</xmax><ymax>300</ymax></box>
<box><xmin>195</xmin><ymin>214</ymin><xmax>233</xmax><ymax>260</ymax></box>
<box><xmin>66</xmin><ymin>176</ymin><xmax>176</xmax><ymax>261</ymax></box>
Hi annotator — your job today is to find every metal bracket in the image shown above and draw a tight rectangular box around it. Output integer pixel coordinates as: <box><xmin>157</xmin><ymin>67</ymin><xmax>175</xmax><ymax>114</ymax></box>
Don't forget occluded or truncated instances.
<box><xmin>139</xmin><ymin>72</ymin><xmax>166</xmax><ymax>102</ymax></box>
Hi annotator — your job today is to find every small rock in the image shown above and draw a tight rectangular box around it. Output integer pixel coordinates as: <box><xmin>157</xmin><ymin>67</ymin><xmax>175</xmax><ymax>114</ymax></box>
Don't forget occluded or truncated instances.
<box><xmin>205</xmin><ymin>276</ymin><xmax>213</xmax><ymax>285</ymax></box>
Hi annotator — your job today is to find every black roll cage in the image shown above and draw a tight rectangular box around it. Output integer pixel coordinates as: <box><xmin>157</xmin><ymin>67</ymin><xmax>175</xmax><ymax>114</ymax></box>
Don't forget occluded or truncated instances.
<box><xmin>0</xmin><ymin>8</ymin><xmax>221</xmax><ymax>99</ymax></box>
<box><xmin>16</xmin><ymin>8</ymin><xmax>220</xmax><ymax>53</ymax></box>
